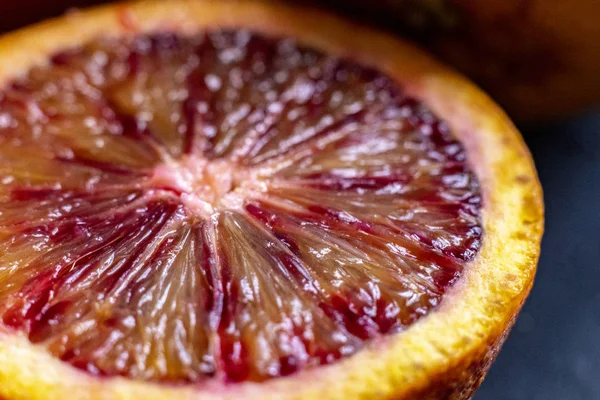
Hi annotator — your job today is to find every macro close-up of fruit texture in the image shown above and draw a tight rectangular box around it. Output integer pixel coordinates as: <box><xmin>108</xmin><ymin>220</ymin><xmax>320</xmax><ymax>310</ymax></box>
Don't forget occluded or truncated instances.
<box><xmin>0</xmin><ymin>1</ymin><xmax>596</xmax><ymax>400</ymax></box>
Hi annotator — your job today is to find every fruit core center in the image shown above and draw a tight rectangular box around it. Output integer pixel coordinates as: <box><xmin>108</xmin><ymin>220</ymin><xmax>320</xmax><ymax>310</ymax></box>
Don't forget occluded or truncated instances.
<box><xmin>152</xmin><ymin>156</ymin><xmax>245</xmax><ymax>214</ymax></box>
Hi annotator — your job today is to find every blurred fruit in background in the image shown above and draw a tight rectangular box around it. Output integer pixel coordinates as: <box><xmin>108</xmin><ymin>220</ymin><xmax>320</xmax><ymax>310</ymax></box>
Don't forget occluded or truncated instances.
<box><xmin>1</xmin><ymin>0</ymin><xmax>599</xmax><ymax>121</ymax></box>
<box><xmin>323</xmin><ymin>0</ymin><xmax>600</xmax><ymax>121</ymax></box>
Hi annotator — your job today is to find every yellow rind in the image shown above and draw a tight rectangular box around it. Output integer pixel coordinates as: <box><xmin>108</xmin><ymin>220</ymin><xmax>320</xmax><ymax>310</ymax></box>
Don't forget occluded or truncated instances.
<box><xmin>0</xmin><ymin>1</ymin><xmax>543</xmax><ymax>399</ymax></box>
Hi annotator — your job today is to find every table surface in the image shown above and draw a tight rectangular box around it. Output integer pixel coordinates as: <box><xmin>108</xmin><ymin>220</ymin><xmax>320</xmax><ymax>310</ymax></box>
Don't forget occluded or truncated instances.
<box><xmin>475</xmin><ymin>110</ymin><xmax>600</xmax><ymax>400</ymax></box>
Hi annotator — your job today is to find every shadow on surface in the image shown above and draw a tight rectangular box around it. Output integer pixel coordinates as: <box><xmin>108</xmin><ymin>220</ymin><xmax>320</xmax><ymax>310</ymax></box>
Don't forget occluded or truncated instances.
<box><xmin>475</xmin><ymin>110</ymin><xmax>600</xmax><ymax>400</ymax></box>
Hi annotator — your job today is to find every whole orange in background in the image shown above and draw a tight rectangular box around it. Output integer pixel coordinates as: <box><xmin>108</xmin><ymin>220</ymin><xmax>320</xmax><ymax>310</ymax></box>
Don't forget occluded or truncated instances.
<box><xmin>324</xmin><ymin>0</ymin><xmax>600</xmax><ymax>121</ymax></box>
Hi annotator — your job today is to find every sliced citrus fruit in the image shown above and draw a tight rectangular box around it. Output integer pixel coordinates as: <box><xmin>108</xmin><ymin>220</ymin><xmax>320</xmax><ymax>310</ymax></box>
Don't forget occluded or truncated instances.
<box><xmin>0</xmin><ymin>1</ymin><xmax>543</xmax><ymax>399</ymax></box>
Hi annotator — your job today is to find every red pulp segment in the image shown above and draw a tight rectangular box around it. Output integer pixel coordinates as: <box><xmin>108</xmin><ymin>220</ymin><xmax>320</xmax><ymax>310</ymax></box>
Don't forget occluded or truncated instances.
<box><xmin>0</xmin><ymin>30</ymin><xmax>482</xmax><ymax>384</ymax></box>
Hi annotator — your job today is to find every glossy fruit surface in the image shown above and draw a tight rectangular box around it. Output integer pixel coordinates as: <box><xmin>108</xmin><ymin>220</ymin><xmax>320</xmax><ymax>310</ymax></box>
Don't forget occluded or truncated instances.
<box><xmin>0</xmin><ymin>30</ymin><xmax>483</xmax><ymax>383</ymax></box>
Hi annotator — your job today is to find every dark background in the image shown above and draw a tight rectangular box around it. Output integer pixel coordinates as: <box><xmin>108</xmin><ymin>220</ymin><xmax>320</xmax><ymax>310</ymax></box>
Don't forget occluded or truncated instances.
<box><xmin>475</xmin><ymin>110</ymin><xmax>600</xmax><ymax>400</ymax></box>
<box><xmin>2</xmin><ymin>3</ymin><xmax>599</xmax><ymax>400</ymax></box>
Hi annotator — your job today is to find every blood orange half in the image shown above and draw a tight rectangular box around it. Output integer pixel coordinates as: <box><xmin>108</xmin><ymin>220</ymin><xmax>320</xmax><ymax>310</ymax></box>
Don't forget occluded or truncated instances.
<box><xmin>0</xmin><ymin>1</ymin><xmax>543</xmax><ymax>399</ymax></box>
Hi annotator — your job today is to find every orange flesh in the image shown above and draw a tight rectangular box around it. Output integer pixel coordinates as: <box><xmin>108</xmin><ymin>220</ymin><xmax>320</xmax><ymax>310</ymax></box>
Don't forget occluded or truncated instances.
<box><xmin>0</xmin><ymin>31</ymin><xmax>482</xmax><ymax>384</ymax></box>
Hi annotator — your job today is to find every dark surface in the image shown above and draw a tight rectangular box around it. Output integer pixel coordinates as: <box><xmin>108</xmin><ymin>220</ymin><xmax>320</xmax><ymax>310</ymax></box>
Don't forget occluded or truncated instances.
<box><xmin>0</xmin><ymin>0</ymin><xmax>109</xmax><ymax>32</ymax></box>
<box><xmin>475</xmin><ymin>109</ymin><xmax>600</xmax><ymax>400</ymax></box>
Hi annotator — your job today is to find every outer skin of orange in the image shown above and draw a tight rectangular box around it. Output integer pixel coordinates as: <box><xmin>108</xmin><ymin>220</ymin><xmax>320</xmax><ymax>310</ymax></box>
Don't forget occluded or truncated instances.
<box><xmin>0</xmin><ymin>1</ymin><xmax>543</xmax><ymax>399</ymax></box>
<box><xmin>335</xmin><ymin>0</ymin><xmax>600</xmax><ymax>121</ymax></box>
